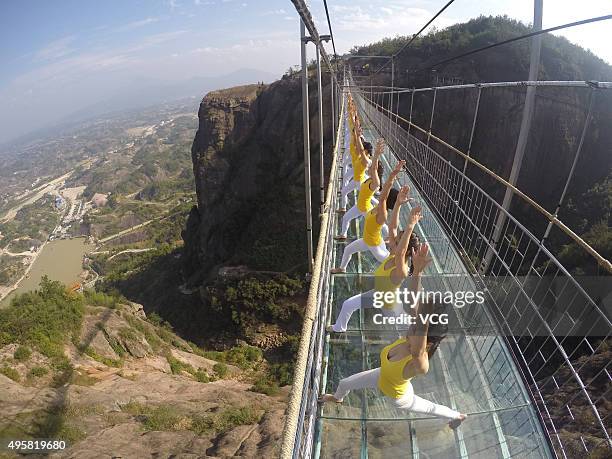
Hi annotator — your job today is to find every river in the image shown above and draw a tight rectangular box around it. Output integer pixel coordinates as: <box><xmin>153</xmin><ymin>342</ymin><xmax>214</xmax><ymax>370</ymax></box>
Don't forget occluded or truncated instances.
<box><xmin>0</xmin><ymin>238</ymin><xmax>94</xmax><ymax>307</ymax></box>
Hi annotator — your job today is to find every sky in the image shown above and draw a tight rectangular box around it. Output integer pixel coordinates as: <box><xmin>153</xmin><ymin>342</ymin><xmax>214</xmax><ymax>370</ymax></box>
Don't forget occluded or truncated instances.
<box><xmin>0</xmin><ymin>0</ymin><xmax>610</xmax><ymax>144</ymax></box>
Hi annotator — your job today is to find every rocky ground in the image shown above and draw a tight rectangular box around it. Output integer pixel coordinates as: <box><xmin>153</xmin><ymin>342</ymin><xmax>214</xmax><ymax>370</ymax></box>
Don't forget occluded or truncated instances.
<box><xmin>0</xmin><ymin>301</ymin><xmax>288</xmax><ymax>458</ymax></box>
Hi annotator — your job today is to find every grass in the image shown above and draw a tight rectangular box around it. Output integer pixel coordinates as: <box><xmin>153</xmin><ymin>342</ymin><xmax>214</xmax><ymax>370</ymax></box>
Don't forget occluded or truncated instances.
<box><xmin>213</xmin><ymin>362</ymin><xmax>228</xmax><ymax>379</ymax></box>
<box><xmin>84</xmin><ymin>347</ymin><xmax>122</xmax><ymax>368</ymax></box>
<box><xmin>0</xmin><ymin>365</ymin><xmax>20</xmax><ymax>382</ymax></box>
<box><xmin>124</xmin><ymin>313</ymin><xmax>164</xmax><ymax>352</ymax></box>
<box><xmin>166</xmin><ymin>354</ymin><xmax>212</xmax><ymax>383</ymax></box>
<box><xmin>13</xmin><ymin>345</ymin><xmax>32</xmax><ymax>361</ymax></box>
<box><xmin>84</xmin><ymin>290</ymin><xmax>121</xmax><ymax>309</ymax></box>
<box><xmin>28</xmin><ymin>366</ymin><xmax>49</xmax><ymax>378</ymax></box>
<box><xmin>122</xmin><ymin>402</ymin><xmax>262</xmax><ymax>436</ymax></box>
<box><xmin>106</xmin><ymin>335</ymin><xmax>127</xmax><ymax>358</ymax></box>
<box><xmin>250</xmin><ymin>376</ymin><xmax>280</xmax><ymax>396</ymax></box>
<box><xmin>191</xmin><ymin>406</ymin><xmax>262</xmax><ymax>435</ymax></box>
<box><xmin>198</xmin><ymin>344</ymin><xmax>262</xmax><ymax>370</ymax></box>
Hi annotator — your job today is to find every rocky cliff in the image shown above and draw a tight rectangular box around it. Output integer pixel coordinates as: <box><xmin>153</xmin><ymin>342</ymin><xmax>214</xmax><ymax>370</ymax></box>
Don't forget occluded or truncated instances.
<box><xmin>182</xmin><ymin>77</ymin><xmax>333</xmax><ymax>285</ymax></box>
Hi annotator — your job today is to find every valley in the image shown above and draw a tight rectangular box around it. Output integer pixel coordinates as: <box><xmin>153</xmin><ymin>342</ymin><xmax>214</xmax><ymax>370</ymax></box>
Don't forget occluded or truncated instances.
<box><xmin>0</xmin><ymin>99</ymin><xmax>198</xmax><ymax>305</ymax></box>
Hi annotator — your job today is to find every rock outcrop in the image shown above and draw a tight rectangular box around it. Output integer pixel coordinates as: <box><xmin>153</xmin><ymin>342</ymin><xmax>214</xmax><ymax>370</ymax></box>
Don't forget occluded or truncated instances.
<box><xmin>0</xmin><ymin>302</ymin><xmax>288</xmax><ymax>458</ymax></box>
<box><xmin>182</xmin><ymin>77</ymin><xmax>333</xmax><ymax>284</ymax></box>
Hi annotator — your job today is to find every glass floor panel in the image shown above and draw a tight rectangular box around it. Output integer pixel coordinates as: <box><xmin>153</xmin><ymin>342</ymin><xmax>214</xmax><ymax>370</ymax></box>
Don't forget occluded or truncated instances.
<box><xmin>313</xmin><ymin>108</ymin><xmax>552</xmax><ymax>458</ymax></box>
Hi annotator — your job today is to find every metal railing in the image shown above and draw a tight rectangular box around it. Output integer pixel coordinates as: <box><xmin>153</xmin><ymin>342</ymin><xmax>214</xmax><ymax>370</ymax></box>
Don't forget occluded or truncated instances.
<box><xmin>280</xmin><ymin>87</ymin><xmax>345</xmax><ymax>459</ymax></box>
<box><xmin>352</xmin><ymin>80</ymin><xmax>611</xmax><ymax>458</ymax></box>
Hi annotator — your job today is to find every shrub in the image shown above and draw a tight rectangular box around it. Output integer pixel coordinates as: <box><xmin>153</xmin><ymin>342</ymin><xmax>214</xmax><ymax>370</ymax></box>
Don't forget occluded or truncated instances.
<box><xmin>250</xmin><ymin>376</ymin><xmax>280</xmax><ymax>396</ymax></box>
<box><xmin>84</xmin><ymin>290</ymin><xmax>120</xmax><ymax>309</ymax></box>
<box><xmin>0</xmin><ymin>366</ymin><xmax>20</xmax><ymax>382</ymax></box>
<box><xmin>143</xmin><ymin>405</ymin><xmax>184</xmax><ymax>431</ymax></box>
<box><xmin>191</xmin><ymin>406</ymin><xmax>261</xmax><ymax>435</ymax></box>
<box><xmin>203</xmin><ymin>344</ymin><xmax>262</xmax><ymax>370</ymax></box>
<box><xmin>147</xmin><ymin>312</ymin><xmax>164</xmax><ymax>326</ymax></box>
<box><xmin>206</xmin><ymin>275</ymin><xmax>304</xmax><ymax>329</ymax></box>
<box><xmin>14</xmin><ymin>345</ymin><xmax>32</xmax><ymax>361</ymax></box>
<box><xmin>29</xmin><ymin>366</ymin><xmax>49</xmax><ymax>378</ymax></box>
<box><xmin>166</xmin><ymin>355</ymin><xmax>187</xmax><ymax>375</ymax></box>
<box><xmin>0</xmin><ymin>277</ymin><xmax>84</xmax><ymax>358</ymax></box>
<box><xmin>213</xmin><ymin>362</ymin><xmax>228</xmax><ymax>378</ymax></box>
<box><xmin>193</xmin><ymin>369</ymin><xmax>211</xmax><ymax>383</ymax></box>
<box><xmin>269</xmin><ymin>362</ymin><xmax>294</xmax><ymax>386</ymax></box>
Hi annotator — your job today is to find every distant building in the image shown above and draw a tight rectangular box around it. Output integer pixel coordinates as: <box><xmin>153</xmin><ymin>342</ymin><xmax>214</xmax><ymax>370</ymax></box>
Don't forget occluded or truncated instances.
<box><xmin>55</xmin><ymin>196</ymin><xmax>65</xmax><ymax>209</ymax></box>
<box><xmin>92</xmin><ymin>193</ymin><xmax>108</xmax><ymax>208</ymax></box>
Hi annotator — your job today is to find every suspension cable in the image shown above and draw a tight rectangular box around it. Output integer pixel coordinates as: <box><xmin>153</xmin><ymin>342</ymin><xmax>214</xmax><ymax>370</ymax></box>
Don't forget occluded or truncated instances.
<box><xmin>411</xmin><ymin>14</ymin><xmax>612</xmax><ymax>74</ymax></box>
<box><xmin>290</xmin><ymin>0</ymin><xmax>338</xmax><ymax>83</ymax></box>
<box><xmin>322</xmin><ymin>0</ymin><xmax>337</xmax><ymax>59</ymax></box>
<box><xmin>371</xmin><ymin>0</ymin><xmax>456</xmax><ymax>77</ymax></box>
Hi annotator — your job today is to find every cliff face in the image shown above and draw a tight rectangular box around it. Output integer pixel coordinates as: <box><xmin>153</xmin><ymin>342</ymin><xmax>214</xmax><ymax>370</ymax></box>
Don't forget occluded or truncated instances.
<box><xmin>182</xmin><ymin>77</ymin><xmax>332</xmax><ymax>284</ymax></box>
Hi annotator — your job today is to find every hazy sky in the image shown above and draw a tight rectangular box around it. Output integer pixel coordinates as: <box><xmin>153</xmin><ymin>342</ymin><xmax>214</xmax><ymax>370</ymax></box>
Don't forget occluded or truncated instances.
<box><xmin>0</xmin><ymin>0</ymin><xmax>610</xmax><ymax>144</ymax></box>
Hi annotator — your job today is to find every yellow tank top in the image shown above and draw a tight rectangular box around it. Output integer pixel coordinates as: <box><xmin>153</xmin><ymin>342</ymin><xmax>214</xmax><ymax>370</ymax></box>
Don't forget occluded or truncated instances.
<box><xmin>352</xmin><ymin>156</ymin><xmax>367</xmax><ymax>183</ymax></box>
<box><xmin>357</xmin><ymin>179</ymin><xmax>376</xmax><ymax>213</ymax></box>
<box><xmin>374</xmin><ymin>255</ymin><xmax>399</xmax><ymax>309</ymax></box>
<box><xmin>363</xmin><ymin>209</ymin><xmax>383</xmax><ymax>246</ymax></box>
<box><xmin>378</xmin><ymin>338</ymin><xmax>414</xmax><ymax>399</ymax></box>
<box><xmin>349</xmin><ymin>140</ymin><xmax>358</xmax><ymax>165</ymax></box>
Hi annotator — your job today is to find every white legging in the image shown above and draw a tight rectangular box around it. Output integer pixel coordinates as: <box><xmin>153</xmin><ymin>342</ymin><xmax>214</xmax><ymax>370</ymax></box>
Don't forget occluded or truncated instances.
<box><xmin>331</xmin><ymin>289</ymin><xmax>404</xmax><ymax>332</ymax></box>
<box><xmin>340</xmin><ymin>178</ymin><xmax>361</xmax><ymax>209</ymax></box>
<box><xmin>339</xmin><ymin>197</ymin><xmax>380</xmax><ymax>237</ymax></box>
<box><xmin>332</xmin><ymin>367</ymin><xmax>461</xmax><ymax>420</ymax></box>
<box><xmin>339</xmin><ymin>237</ymin><xmax>389</xmax><ymax>270</ymax></box>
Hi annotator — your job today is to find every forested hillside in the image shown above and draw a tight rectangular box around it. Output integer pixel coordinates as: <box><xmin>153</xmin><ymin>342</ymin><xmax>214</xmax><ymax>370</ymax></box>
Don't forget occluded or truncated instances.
<box><xmin>350</xmin><ymin>16</ymin><xmax>612</xmax><ymax>274</ymax></box>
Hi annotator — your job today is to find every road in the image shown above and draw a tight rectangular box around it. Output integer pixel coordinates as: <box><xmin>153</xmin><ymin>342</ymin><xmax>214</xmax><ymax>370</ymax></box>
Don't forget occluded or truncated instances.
<box><xmin>97</xmin><ymin>220</ymin><xmax>155</xmax><ymax>244</ymax></box>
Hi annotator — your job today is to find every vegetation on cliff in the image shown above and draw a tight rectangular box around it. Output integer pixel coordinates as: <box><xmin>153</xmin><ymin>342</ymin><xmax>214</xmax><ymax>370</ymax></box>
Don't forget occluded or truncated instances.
<box><xmin>0</xmin><ymin>278</ymin><xmax>287</xmax><ymax>456</ymax></box>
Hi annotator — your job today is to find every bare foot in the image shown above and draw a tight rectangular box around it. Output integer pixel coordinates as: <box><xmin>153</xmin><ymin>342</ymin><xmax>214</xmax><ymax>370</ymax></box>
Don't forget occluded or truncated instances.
<box><xmin>449</xmin><ymin>414</ymin><xmax>467</xmax><ymax>430</ymax></box>
<box><xmin>330</xmin><ymin>267</ymin><xmax>346</xmax><ymax>274</ymax></box>
<box><xmin>318</xmin><ymin>394</ymin><xmax>342</xmax><ymax>404</ymax></box>
<box><xmin>334</xmin><ymin>235</ymin><xmax>347</xmax><ymax>240</ymax></box>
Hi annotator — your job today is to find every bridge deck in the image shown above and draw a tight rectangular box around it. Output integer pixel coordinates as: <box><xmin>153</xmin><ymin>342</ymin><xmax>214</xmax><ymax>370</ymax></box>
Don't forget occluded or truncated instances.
<box><xmin>313</xmin><ymin>102</ymin><xmax>553</xmax><ymax>458</ymax></box>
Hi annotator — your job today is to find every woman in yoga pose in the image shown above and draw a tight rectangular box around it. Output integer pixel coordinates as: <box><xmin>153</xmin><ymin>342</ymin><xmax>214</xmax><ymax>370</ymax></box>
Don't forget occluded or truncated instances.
<box><xmin>338</xmin><ymin>111</ymin><xmax>370</xmax><ymax>212</ymax></box>
<box><xmin>331</xmin><ymin>160</ymin><xmax>405</xmax><ymax>273</ymax></box>
<box><xmin>328</xmin><ymin>185</ymin><xmax>420</xmax><ymax>332</ymax></box>
<box><xmin>337</xmin><ymin>138</ymin><xmax>385</xmax><ymax>240</ymax></box>
<box><xmin>321</xmin><ymin>242</ymin><xmax>467</xmax><ymax>430</ymax></box>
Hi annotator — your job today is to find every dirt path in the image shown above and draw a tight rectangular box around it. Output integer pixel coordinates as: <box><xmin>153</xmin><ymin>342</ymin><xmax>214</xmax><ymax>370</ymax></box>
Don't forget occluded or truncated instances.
<box><xmin>97</xmin><ymin>220</ymin><xmax>155</xmax><ymax>244</ymax></box>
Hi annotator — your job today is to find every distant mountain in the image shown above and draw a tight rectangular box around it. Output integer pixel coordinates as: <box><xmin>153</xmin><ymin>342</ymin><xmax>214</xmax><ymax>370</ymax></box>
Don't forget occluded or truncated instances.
<box><xmin>60</xmin><ymin>68</ymin><xmax>278</xmax><ymax>125</ymax></box>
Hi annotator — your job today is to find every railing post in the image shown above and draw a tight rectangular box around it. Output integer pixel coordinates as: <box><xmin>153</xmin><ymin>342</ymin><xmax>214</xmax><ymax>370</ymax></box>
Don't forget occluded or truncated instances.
<box><xmin>481</xmin><ymin>0</ymin><xmax>543</xmax><ymax>274</ymax></box>
<box><xmin>331</xmin><ymin>72</ymin><xmax>336</xmax><ymax>147</ymax></box>
<box><xmin>316</xmin><ymin>44</ymin><xmax>325</xmax><ymax>216</ymax></box>
<box><xmin>464</xmin><ymin>85</ymin><xmax>482</xmax><ymax>174</ymax></box>
<box><xmin>300</xmin><ymin>19</ymin><xmax>314</xmax><ymax>272</ymax></box>
<box><xmin>427</xmin><ymin>87</ymin><xmax>437</xmax><ymax>147</ymax></box>
<box><xmin>408</xmin><ymin>89</ymin><xmax>414</xmax><ymax>136</ymax></box>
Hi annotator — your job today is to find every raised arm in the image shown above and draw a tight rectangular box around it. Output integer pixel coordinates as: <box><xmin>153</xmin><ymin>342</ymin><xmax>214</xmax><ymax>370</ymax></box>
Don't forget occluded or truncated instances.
<box><xmin>388</xmin><ymin>185</ymin><xmax>410</xmax><ymax>250</ymax></box>
<box><xmin>376</xmin><ymin>160</ymin><xmax>404</xmax><ymax>224</ymax></box>
<box><xmin>406</xmin><ymin>243</ymin><xmax>434</xmax><ymax>372</ymax></box>
<box><xmin>368</xmin><ymin>139</ymin><xmax>384</xmax><ymax>190</ymax></box>
<box><xmin>394</xmin><ymin>205</ymin><xmax>422</xmax><ymax>272</ymax></box>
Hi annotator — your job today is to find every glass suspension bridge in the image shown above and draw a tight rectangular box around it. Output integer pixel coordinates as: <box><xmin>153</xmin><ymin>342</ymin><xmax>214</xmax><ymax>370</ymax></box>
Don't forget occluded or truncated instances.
<box><xmin>281</xmin><ymin>1</ymin><xmax>611</xmax><ymax>458</ymax></box>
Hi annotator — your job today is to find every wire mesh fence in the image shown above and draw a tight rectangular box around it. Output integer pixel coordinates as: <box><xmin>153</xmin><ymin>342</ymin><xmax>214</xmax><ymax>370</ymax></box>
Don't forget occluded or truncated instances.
<box><xmin>352</xmin><ymin>80</ymin><xmax>611</xmax><ymax>458</ymax></box>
